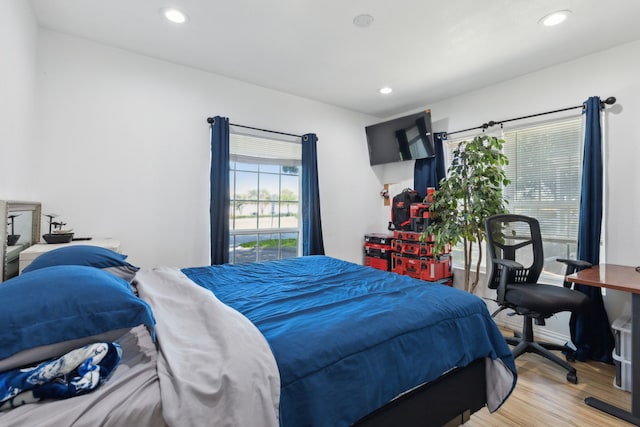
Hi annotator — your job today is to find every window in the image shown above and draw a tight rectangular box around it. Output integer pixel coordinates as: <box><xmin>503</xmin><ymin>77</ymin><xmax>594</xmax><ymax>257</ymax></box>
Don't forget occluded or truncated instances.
<box><xmin>502</xmin><ymin>117</ymin><xmax>583</xmax><ymax>284</ymax></box>
<box><xmin>444</xmin><ymin>116</ymin><xmax>583</xmax><ymax>284</ymax></box>
<box><xmin>228</xmin><ymin>130</ymin><xmax>301</xmax><ymax>264</ymax></box>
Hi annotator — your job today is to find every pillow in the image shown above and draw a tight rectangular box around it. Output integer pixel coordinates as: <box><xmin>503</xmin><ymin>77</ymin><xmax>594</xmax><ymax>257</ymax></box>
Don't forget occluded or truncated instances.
<box><xmin>0</xmin><ymin>265</ymin><xmax>155</xmax><ymax>366</ymax></box>
<box><xmin>22</xmin><ymin>245</ymin><xmax>140</xmax><ymax>282</ymax></box>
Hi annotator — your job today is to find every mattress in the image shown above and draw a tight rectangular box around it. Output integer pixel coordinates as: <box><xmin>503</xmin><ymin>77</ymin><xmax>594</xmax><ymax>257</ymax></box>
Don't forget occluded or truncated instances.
<box><xmin>183</xmin><ymin>255</ymin><xmax>517</xmax><ymax>426</ymax></box>
<box><xmin>0</xmin><ymin>255</ymin><xmax>514</xmax><ymax>426</ymax></box>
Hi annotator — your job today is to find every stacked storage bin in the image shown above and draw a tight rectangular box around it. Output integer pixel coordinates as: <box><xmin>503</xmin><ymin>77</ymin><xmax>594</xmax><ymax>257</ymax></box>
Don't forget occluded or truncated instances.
<box><xmin>612</xmin><ymin>315</ymin><xmax>632</xmax><ymax>391</ymax></box>
<box><xmin>389</xmin><ymin>189</ymin><xmax>454</xmax><ymax>285</ymax></box>
<box><xmin>363</xmin><ymin>233</ymin><xmax>394</xmax><ymax>271</ymax></box>
<box><xmin>390</xmin><ymin>231</ymin><xmax>452</xmax><ymax>284</ymax></box>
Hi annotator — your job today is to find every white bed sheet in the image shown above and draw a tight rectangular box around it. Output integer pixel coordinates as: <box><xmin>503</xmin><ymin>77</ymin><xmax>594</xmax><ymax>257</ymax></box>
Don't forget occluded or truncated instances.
<box><xmin>0</xmin><ymin>325</ymin><xmax>165</xmax><ymax>427</ymax></box>
<box><xmin>135</xmin><ymin>266</ymin><xmax>281</xmax><ymax>427</ymax></box>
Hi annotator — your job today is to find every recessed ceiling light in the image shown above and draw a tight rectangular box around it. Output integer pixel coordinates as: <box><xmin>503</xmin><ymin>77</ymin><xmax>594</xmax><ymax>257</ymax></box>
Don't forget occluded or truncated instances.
<box><xmin>539</xmin><ymin>10</ymin><xmax>571</xmax><ymax>27</ymax></box>
<box><xmin>353</xmin><ymin>14</ymin><xmax>374</xmax><ymax>28</ymax></box>
<box><xmin>162</xmin><ymin>8</ymin><xmax>188</xmax><ymax>24</ymax></box>
<box><xmin>379</xmin><ymin>87</ymin><xmax>393</xmax><ymax>95</ymax></box>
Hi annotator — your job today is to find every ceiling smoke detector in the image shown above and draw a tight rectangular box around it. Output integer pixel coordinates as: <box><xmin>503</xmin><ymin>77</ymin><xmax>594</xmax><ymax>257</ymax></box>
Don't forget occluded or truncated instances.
<box><xmin>353</xmin><ymin>14</ymin><xmax>374</xmax><ymax>28</ymax></box>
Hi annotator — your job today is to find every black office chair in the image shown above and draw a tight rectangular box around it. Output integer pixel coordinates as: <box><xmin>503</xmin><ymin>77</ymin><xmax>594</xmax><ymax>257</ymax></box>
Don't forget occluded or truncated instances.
<box><xmin>485</xmin><ymin>214</ymin><xmax>592</xmax><ymax>383</ymax></box>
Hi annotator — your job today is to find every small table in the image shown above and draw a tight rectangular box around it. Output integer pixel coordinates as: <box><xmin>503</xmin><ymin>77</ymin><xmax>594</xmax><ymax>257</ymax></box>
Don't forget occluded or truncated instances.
<box><xmin>567</xmin><ymin>264</ymin><xmax>640</xmax><ymax>425</ymax></box>
<box><xmin>19</xmin><ymin>238</ymin><xmax>121</xmax><ymax>274</ymax></box>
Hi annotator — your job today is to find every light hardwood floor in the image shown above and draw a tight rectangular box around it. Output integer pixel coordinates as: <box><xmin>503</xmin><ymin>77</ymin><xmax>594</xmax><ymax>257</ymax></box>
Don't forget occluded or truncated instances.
<box><xmin>466</xmin><ymin>336</ymin><xmax>632</xmax><ymax>426</ymax></box>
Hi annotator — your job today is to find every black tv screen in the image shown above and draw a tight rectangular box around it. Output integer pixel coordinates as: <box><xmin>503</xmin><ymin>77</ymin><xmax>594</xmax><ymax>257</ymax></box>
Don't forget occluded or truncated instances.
<box><xmin>365</xmin><ymin>110</ymin><xmax>435</xmax><ymax>166</ymax></box>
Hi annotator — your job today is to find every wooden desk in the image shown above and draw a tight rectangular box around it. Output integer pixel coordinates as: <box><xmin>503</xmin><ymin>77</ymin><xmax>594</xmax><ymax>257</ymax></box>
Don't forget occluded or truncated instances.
<box><xmin>568</xmin><ymin>264</ymin><xmax>640</xmax><ymax>425</ymax></box>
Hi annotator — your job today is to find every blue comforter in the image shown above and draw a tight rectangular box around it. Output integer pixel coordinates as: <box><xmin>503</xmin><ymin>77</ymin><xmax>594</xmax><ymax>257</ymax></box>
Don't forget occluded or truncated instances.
<box><xmin>183</xmin><ymin>255</ymin><xmax>516</xmax><ymax>426</ymax></box>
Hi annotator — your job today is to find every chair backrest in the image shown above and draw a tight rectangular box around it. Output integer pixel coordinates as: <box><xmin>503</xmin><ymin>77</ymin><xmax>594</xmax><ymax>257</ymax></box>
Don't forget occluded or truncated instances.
<box><xmin>485</xmin><ymin>214</ymin><xmax>544</xmax><ymax>290</ymax></box>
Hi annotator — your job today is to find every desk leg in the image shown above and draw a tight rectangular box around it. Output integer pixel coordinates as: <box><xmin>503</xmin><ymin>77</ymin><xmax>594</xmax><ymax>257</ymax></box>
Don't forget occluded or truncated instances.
<box><xmin>584</xmin><ymin>293</ymin><xmax>640</xmax><ymax>426</ymax></box>
<box><xmin>633</xmin><ymin>292</ymin><xmax>640</xmax><ymax>415</ymax></box>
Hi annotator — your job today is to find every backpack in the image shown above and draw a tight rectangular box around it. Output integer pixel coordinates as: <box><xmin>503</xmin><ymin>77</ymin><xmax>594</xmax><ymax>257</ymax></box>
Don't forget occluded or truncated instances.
<box><xmin>389</xmin><ymin>188</ymin><xmax>422</xmax><ymax>231</ymax></box>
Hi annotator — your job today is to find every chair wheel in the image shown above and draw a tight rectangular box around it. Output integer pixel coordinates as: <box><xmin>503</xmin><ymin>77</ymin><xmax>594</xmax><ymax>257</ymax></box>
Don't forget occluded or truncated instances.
<box><xmin>567</xmin><ymin>372</ymin><xmax>578</xmax><ymax>384</ymax></box>
<box><xmin>565</xmin><ymin>353</ymin><xmax>576</xmax><ymax>362</ymax></box>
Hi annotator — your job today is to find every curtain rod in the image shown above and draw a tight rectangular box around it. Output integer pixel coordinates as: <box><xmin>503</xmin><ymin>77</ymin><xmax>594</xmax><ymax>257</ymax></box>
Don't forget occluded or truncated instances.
<box><xmin>206</xmin><ymin>117</ymin><xmax>302</xmax><ymax>138</ymax></box>
<box><xmin>445</xmin><ymin>96</ymin><xmax>617</xmax><ymax>138</ymax></box>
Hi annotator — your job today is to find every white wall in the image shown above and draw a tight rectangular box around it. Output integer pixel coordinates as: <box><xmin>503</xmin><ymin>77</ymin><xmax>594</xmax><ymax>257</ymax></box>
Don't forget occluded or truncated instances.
<box><xmin>10</xmin><ymin>7</ymin><xmax>640</xmax><ymax>339</ymax></box>
<box><xmin>376</xmin><ymin>40</ymin><xmax>640</xmax><ymax>340</ymax></box>
<box><xmin>0</xmin><ymin>0</ymin><xmax>39</xmax><ymax>199</ymax></box>
<box><xmin>34</xmin><ymin>30</ymin><xmax>383</xmax><ymax>268</ymax></box>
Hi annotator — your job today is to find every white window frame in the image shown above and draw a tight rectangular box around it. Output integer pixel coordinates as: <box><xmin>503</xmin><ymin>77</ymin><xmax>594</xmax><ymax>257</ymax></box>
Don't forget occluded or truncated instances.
<box><xmin>228</xmin><ymin>129</ymin><xmax>302</xmax><ymax>264</ymax></box>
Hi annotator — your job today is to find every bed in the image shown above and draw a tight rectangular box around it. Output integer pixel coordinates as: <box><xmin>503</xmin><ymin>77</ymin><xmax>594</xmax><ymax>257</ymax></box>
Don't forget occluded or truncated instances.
<box><xmin>0</xmin><ymin>250</ymin><xmax>516</xmax><ymax>427</ymax></box>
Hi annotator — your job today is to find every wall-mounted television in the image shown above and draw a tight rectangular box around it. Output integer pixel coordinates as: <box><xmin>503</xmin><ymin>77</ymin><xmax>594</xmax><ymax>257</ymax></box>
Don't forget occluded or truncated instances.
<box><xmin>365</xmin><ymin>110</ymin><xmax>435</xmax><ymax>166</ymax></box>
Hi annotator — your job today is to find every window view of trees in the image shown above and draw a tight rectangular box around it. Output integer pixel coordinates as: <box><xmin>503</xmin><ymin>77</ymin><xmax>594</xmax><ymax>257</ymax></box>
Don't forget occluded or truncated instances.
<box><xmin>229</xmin><ymin>162</ymin><xmax>300</xmax><ymax>264</ymax></box>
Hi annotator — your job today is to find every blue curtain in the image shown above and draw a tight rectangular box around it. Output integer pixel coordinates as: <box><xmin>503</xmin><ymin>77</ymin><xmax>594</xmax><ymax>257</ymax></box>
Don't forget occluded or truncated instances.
<box><xmin>302</xmin><ymin>133</ymin><xmax>325</xmax><ymax>256</ymax></box>
<box><xmin>569</xmin><ymin>97</ymin><xmax>614</xmax><ymax>363</ymax></box>
<box><xmin>413</xmin><ymin>132</ymin><xmax>447</xmax><ymax>198</ymax></box>
<box><xmin>209</xmin><ymin>116</ymin><xmax>230</xmax><ymax>265</ymax></box>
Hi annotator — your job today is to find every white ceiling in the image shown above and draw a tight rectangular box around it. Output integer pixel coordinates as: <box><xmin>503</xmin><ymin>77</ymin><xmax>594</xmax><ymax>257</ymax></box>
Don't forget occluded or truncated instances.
<box><xmin>30</xmin><ymin>0</ymin><xmax>640</xmax><ymax>118</ymax></box>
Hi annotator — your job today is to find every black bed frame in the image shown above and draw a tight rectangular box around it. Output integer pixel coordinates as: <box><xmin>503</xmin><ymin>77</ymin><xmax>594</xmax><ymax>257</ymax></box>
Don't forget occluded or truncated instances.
<box><xmin>353</xmin><ymin>358</ymin><xmax>487</xmax><ymax>427</ymax></box>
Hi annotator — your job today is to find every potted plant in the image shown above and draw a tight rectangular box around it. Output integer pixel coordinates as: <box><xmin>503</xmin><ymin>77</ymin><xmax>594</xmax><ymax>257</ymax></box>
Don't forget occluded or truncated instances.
<box><xmin>424</xmin><ymin>134</ymin><xmax>510</xmax><ymax>293</ymax></box>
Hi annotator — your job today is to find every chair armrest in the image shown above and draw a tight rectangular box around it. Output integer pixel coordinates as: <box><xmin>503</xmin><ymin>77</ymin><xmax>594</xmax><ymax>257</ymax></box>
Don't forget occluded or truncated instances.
<box><xmin>556</xmin><ymin>258</ymin><xmax>592</xmax><ymax>269</ymax></box>
<box><xmin>556</xmin><ymin>258</ymin><xmax>592</xmax><ymax>288</ymax></box>
<box><xmin>493</xmin><ymin>258</ymin><xmax>524</xmax><ymax>271</ymax></box>
<box><xmin>492</xmin><ymin>258</ymin><xmax>524</xmax><ymax>305</ymax></box>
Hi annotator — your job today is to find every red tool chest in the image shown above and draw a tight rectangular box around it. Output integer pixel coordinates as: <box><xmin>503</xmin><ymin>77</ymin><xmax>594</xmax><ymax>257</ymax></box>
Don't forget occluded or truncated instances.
<box><xmin>363</xmin><ymin>233</ymin><xmax>393</xmax><ymax>271</ymax></box>
<box><xmin>366</xmin><ymin>187</ymin><xmax>454</xmax><ymax>285</ymax></box>
<box><xmin>391</xmin><ymin>253</ymin><xmax>452</xmax><ymax>281</ymax></box>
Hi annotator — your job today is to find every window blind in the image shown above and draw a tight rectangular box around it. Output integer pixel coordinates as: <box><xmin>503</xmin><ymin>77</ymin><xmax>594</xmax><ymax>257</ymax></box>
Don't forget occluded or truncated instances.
<box><xmin>443</xmin><ymin>115</ymin><xmax>583</xmax><ymax>275</ymax></box>
<box><xmin>501</xmin><ymin>117</ymin><xmax>582</xmax><ymax>242</ymax></box>
<box><xmin>230</xmin><ymin>131</ymin><xmax>301</xmax><ymax>167</ymax></box>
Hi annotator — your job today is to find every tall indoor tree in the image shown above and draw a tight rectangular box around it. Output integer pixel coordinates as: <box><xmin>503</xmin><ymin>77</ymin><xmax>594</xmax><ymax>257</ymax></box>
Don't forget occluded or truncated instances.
<box><xmin>424</xmin><ymin>134</ymin><xmax>510</xmax><ymax>293</ymax></box>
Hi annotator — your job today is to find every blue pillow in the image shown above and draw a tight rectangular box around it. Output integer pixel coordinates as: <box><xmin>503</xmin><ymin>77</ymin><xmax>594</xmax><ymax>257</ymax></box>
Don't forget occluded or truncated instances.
<box><xmin>22</xmin><ymin>245</ymin><xmax>140</xmax><ymax>282</ymax></box>
<box><xmin>0</xmin><ymin>265</ymin><xmax>155</xmax><ymax>361</ymax></box>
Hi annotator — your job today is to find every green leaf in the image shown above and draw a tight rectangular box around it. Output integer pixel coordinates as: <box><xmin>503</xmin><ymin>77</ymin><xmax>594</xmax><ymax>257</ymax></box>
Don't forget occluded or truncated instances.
<box><xmin>423</xmin><ymin>135</ymin><xmax>509</xmax><ymax>292</ymax></box>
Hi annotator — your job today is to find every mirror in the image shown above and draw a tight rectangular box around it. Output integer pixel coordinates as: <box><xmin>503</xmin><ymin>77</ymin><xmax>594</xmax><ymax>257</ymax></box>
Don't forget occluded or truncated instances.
<box><xmin>1</xmin><ymin>201</ymin><xmax>41</xmax><ymax>281</ymax></box>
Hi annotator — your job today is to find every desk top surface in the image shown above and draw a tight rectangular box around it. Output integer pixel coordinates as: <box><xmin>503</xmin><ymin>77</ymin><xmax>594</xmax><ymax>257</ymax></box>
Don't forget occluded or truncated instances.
<box><xmin>567</xmin><ymin>264</ymin><xmax>640</xmax><ymax>294</ymax></box>
<box><xmin>20</xmin><ymin>239</ymin><xmax>120</xmax><ymax>256</ymax></box>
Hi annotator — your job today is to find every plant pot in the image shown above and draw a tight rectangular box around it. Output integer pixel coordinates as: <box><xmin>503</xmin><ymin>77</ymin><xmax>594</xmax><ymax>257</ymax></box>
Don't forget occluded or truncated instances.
<box><xmin>7</xmin><ymin>234</ymin><xmax>20</xmax><ymax>246</ymax></box>
<box><xmin>43</xmin><ymin>233</ymin><xmax>74</xmax><ymax>244</ymax></box>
